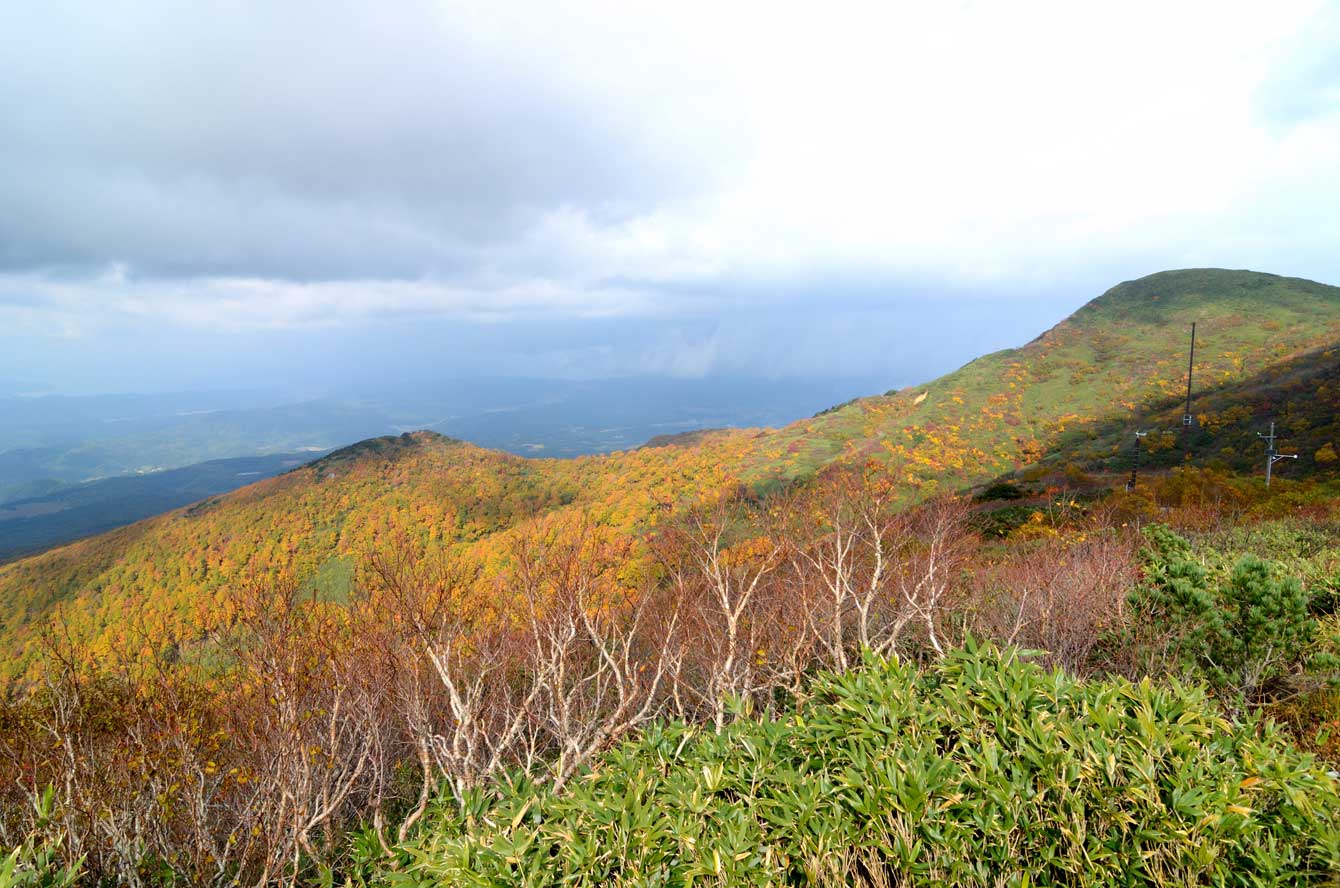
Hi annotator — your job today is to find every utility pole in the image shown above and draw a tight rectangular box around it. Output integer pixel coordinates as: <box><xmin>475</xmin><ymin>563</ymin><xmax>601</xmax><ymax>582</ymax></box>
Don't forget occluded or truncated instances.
<box><xmin>1126</xmin><ymin>430</ymin><xmax>1147</xmax><ymax>491</ymax></box>
<box><xmin>1182</xmin><ymin>322</ymin><xmax>1197</xmax><ymax>428</ymax></box>
<box><xmin>1257</xmin><ymin>421</ymin><xmax>1298</xmax><ymax>487</ymax></box>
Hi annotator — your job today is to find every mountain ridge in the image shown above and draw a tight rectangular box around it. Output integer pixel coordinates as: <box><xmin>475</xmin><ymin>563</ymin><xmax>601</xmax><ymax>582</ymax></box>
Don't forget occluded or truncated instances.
<box><xmin>3</xmin><ymin>268</ymin><xmax>1338</xmax><ymax>677</ymax></box>
<box><xmin>744</xmin><ymin>268</ymin><xmax>1340</xmax><ymax>489</ymax></box>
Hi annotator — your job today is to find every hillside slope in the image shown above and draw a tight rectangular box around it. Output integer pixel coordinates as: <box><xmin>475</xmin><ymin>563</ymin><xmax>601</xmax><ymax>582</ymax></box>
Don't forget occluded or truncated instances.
<box><xmin>0</xmin><ymin>429</ymin><xmax>758</xmax><ymax>672</ymax></box>
<box><xmin>1026</xmin><ymin>340</ymin><xmax>1340</xmax><ymax>480</ymax></box>
<box><xmin>2</xmin><ymin>269</ymin><xmax>1338</xmax><ymax>675</ymax></box>
<box><xmin>746</xmin><ymin>269</ymin><xmax>1340</xmax><ymax>489</ymax></box>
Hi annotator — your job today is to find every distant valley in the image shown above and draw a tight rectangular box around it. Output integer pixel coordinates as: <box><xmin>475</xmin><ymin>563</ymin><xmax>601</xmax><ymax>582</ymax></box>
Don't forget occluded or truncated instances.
<box><xmin>0</xmin><ymin>451</ymin><xmax>322</xmax><ymax>561</ymax></box>
<box><xmin>0</xmin><ymin>376</ymin><xmax>875</xmax><ymax>558</ymax></box>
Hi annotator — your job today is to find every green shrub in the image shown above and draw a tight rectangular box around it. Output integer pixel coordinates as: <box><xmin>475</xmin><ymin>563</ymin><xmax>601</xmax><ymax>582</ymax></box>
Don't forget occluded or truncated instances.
<box><xmin>1198</xmin><ymin>520</ymin><xmax>1340</xmax><ymax>596</ymax></box>
<box><xmin>385</xmin><ymin>641</ymin><xmax>1340</xmax><ymax>887</ymax></box>
<box><xmin>976</xmin><ymin>481</ymin><xmax>1026</xmax><ymax>503</ymax></box>
<box><xmin>970</xmin><ymin>503</ymin><xmax>1038</xmax><ymax>538</ymax></box>
<box><xmin>1132</xmin><ymin>525</ymin><xmax>1337</xmax><ymax>701</ymax></box>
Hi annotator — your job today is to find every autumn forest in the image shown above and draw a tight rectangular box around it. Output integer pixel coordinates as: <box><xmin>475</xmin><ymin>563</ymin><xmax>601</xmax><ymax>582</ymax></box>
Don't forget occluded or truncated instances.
<box><xmin>5</xmin><ymin>269</ymin><xmax>1340</xmax><ymax>886</ymax></box>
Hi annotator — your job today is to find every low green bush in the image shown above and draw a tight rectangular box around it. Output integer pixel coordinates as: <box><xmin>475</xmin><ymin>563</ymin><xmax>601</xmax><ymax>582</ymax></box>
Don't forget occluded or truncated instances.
<box><xmin>1131</xmin><ymin>525</ymin><xmax>1337</xmax><ymax>702</ymax></box>
<box><xmin>384</xmin><ymin>641</ymin><xmax>1340</xmax><ymax>887</ymax></box>
<box><xmin>976</xmin><ymin>481</ymin><xmax>1027</xmax><ymax>503</ymax></box>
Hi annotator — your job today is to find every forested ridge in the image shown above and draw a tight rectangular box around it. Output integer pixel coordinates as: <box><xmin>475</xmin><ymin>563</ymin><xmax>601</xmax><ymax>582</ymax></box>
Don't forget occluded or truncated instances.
<box><xmin>5</xmin><ymin>269</ymin><xmax>1340</xmax><ymax>676</ymax></box>
<box><xmin>4</xmin><ymin>269</ymin><xmax>1340</xmax><ymax>886</ymax></box>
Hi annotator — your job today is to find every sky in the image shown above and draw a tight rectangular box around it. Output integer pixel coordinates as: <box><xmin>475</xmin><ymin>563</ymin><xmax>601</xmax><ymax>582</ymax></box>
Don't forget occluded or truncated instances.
<box><xmin>2</xmin><ymin>0</ymin><xmax>1338</xmax><ymax>396</ymax></box>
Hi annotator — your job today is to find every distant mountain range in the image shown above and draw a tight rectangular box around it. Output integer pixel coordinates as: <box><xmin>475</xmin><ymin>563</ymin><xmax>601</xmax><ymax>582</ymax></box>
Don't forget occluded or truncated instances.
<box><xmin>0</xmin><ymin>378</ymin><xmax>873</xmax><ymax>500</ymax></box>
<box><xmin>0</xmin><ymin>451</ymin><xmax>323</xmax><ymax>563</ymax></box>
<box><xmin>2</xmin><ymin>269</ymin><xmax>1338</xmax><ymax>675</ymax></box>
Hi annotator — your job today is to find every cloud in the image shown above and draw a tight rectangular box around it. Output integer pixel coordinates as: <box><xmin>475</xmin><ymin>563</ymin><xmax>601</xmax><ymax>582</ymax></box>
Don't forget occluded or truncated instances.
<box><xmin>1</xmin><ymin>0</ymin><xmax>1339</xmax><ymax>389</ymax></box>
<box><xmin>0</xmin><ymin>0</ymin><xmax>741</xmax><ymax>279</ymax></box>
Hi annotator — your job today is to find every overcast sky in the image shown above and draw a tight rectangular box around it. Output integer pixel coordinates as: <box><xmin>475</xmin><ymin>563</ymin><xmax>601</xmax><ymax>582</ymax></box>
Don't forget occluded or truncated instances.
<box><xmin>2</xmin><ymin>0</ymin><xmax>1338</xmax><ymax>395</ymax></box>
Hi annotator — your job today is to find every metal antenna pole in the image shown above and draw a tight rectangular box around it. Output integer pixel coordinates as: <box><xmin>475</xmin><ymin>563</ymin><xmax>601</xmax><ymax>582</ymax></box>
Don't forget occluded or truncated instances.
<box><xmin>1257</xmin><ymin>420</ymin><xmax>1298</xmax><ymax>487</ymax></box>
<box><xmin>1126</xmin><ymin>430</ymin><xmax>1147</xmax><ymax>491</ymax></box>
<box><xmin>1182</xmin><ymin>322</ymin><xmax>1196</xmax><ymax>428</ymax></box>
<box><xmin>1260</xmin><ymin>421</ymin><xmax>1277</xmax><ymax>486</ymax></box>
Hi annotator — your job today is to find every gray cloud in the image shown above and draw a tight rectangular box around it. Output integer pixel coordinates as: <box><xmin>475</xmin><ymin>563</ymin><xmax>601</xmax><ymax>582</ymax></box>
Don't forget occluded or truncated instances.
<box><xmin>1</xmin><ymin>1</ymin><xmax>1338</xmax><ymax>396</ymax></box>
<box><xmin>0</xmin><ymin>1</ymin><xmax>735</xmax><ymax>281</ymax></box>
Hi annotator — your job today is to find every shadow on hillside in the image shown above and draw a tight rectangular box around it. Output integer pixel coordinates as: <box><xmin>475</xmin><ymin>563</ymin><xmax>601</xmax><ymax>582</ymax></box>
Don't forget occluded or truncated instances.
<box><xmin>995</xmin><ymin>341</ymin><xmax>1340</xmax><ymax>486</ymax></box>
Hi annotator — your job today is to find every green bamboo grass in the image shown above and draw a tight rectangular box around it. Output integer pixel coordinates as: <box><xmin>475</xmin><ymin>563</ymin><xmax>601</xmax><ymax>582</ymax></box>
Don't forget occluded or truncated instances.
<box><xmin>384</xmin><ymin>641</ymin><xmax>1340</xmax><ymax>887</ymax></box>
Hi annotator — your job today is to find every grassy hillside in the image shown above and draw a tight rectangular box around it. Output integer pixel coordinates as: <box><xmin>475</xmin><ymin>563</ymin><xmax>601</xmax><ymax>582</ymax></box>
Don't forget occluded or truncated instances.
<box><xmin>1022</xmin><ymin>340</ymin><xmax>1340</xmax><ymax>482</ymax></box>
<box><xmin>748</xmin><ymin>269</ymin><xmax>1340</xmax><ymax>490</ymax></box>
<box><xmin>3</xmin><ymin>268</ymin><xmax>1338</xmax><ymax>677</ymax></box>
